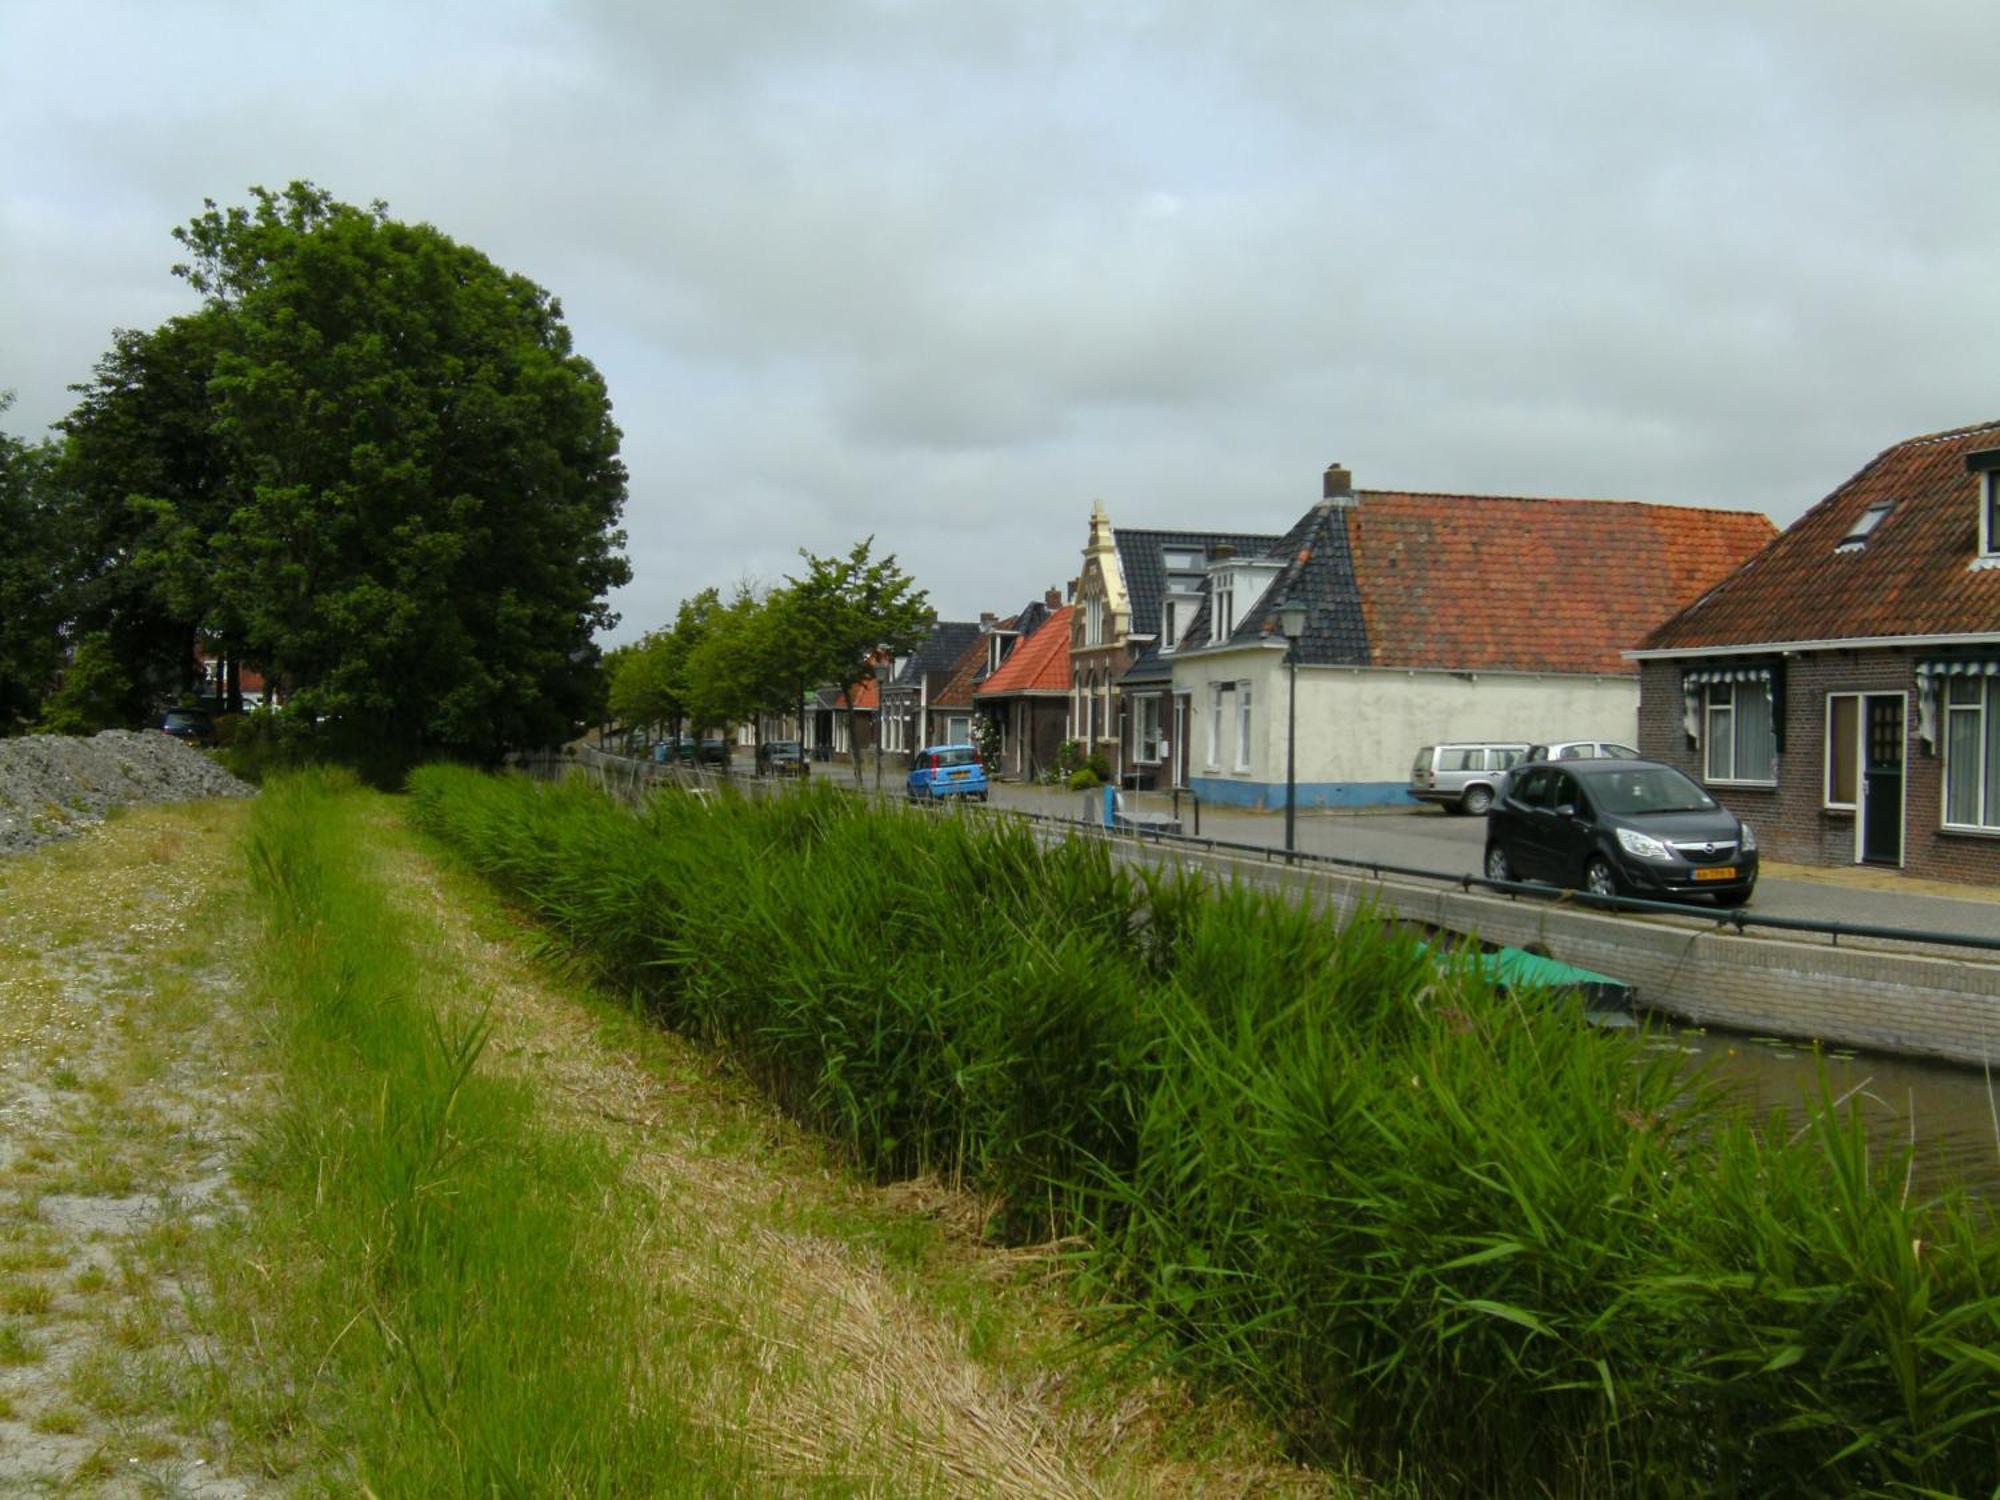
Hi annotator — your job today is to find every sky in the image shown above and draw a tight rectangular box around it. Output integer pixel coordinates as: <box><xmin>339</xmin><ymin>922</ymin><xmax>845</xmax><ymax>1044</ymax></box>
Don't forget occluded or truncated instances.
<box><xmin>4</xmin><ymin>0</ymin><xmax>1997</xmax><ymax>642</ymax></box>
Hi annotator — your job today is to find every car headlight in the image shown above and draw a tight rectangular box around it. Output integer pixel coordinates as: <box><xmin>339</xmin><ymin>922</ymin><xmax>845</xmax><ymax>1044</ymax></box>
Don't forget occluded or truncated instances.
<box><xmin>1615</xmin><ymin>827</ymin><xmax>1676</xmax><ymax>861</ymax></box>
<box><xmin>1740</xmin><ymin>822</ymin><xmax>1756</xmax><ymax>853</ymax></box>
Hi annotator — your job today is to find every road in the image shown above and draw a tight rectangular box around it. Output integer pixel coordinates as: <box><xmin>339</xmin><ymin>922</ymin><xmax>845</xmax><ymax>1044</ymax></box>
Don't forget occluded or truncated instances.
<box><xmin>983</xmin><ymin>782</ymin><xmax>2000</xmax><ymax>943</ymax></box>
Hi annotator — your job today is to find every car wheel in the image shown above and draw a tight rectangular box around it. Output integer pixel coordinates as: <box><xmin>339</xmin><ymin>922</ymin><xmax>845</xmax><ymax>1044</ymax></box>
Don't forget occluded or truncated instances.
<box><xmin>1584</xmin><ymin>857</ymin><xmax>1622</xmax><ymax>899</ymax></box>
<box><xmin>1713</xmin><ymin>888</ymin><xmax>1752</xmax><ymax>909</ymax></box>
<box><xmin>1460</xmin><ymin>785</ymin><xmax>1493</xmax><ymax>816</ymax></box>
<box><xmin>1484</xmin><ymin>843</ymin><xmax>1513</xmax><ymax>883</ymax></box>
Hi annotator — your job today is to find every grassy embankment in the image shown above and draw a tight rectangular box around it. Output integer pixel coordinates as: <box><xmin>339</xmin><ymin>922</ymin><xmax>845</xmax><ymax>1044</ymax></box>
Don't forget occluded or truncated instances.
<box><xmin>225</xmin><ymin>770</ymin><xmax>1329</xmax><ymax>1495</ymax></box>
<box><xmin>408</xmin><ymin>766</ymin><xmax>2000</xmax><ymax>1499</ymax></box>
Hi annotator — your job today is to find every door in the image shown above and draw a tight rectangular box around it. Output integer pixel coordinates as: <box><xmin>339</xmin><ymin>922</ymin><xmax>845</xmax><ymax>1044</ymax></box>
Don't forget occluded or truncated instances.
<box><xmin>1172</xmin><ymin>696</ymin><xmax>1189</xmax><ymax>788</ymax></box>
<box><xmin>1860</xmin><ymin>694</ymin><xmax>1905</xmax><ymax>867</ymax></box>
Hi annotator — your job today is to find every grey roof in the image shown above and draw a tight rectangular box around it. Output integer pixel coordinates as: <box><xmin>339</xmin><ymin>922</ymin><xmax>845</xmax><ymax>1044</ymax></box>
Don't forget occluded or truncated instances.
<box><xmin>971</xmin><ymin>600</ymin><xmax>1053</xmax><ymax>685</ymax></box>
<box><xmin>1168</xmin><ymin>502</ymin><xmax>1370</xmax><ymax>670</ymax></box>
<box><xmin>893</xmin><ymin>620</ymin><xmax>984</xmax><ymax>686</ymax></box>
<box><xmin>1116</xmin><ymin>528</ymin><xmax>1283</xmax><ymax>683</ymax></box>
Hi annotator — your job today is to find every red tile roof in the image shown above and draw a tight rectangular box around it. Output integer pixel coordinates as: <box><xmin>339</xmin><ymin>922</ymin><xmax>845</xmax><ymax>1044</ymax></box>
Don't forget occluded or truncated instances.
<box><xmin>836</xmin><ymin>675</ymin><xmax>880</xmax><ymax>711</ymax></box>
<box><xmin>1349</xmin><ymin>492</ymin><xmax>1776</xmax><ymax>675</ymax></box>
<box><xmin>977</xmin><ymin>606</ymin><xmax>1072</xmax><ymax>696</ymax></box>
<box><xmin>1642</xmin><ymin>420</ymin><xmax>2000</xmax><ymax>650</ymax></box>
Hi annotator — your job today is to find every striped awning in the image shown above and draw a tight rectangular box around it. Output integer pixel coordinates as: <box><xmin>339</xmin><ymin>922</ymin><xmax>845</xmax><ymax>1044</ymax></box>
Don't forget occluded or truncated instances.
<box><xmin>1915</xmin><ymin>656</ymin><xmax>2000</xmax><ymax>746</ymax></box>
<box><xmin>1682</xmin><ymin>665</ymin><xmax>1773</xmax><ymax>685</ymax></box>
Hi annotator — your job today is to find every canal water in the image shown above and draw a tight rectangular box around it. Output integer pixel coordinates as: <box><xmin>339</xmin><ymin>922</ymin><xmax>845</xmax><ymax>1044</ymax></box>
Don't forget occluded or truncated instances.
<box><xmin>1641</xmin><ymin>1019</ymin><xmax>2000</xmax><ymax>1199</ymax></box>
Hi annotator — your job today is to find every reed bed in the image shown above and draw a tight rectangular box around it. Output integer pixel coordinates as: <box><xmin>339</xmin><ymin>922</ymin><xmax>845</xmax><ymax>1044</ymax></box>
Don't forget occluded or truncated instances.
<box><xmin>408</xmin><ymin>767</ymin><xmax>2000</xmax><ymax>1498</ymax></box>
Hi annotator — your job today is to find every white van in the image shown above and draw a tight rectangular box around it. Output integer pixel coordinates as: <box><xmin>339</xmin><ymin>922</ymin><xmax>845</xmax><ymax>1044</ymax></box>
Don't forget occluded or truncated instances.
<box><xmin>1408</xmin><ymin>742</ymin><xmax>1530</xmax><ymax>815</ymax></box>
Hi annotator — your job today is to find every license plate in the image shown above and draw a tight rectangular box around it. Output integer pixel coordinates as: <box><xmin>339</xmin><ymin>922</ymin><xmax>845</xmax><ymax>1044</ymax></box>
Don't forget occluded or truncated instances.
<box><xmin>950</xmin><ymin>770</ymin><xmax>966</xmax><ymax>779</ymax></box>
<box><xmin>1692</xmin><ymin>866</ymin><xmax>1737</xmax><ymax>882</ymax></box>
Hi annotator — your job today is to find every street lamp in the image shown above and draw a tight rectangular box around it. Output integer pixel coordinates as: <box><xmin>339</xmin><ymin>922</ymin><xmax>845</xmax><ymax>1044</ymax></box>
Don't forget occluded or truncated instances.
<box><xmin>1279</xmin><ymin>597</ymin><xmax>1308</xmax><ymax>857</ymax></box>
<box><xmin>873</xmin><ymin>654</ymin><xmax>893</xmax><ymax>794</ymax></box>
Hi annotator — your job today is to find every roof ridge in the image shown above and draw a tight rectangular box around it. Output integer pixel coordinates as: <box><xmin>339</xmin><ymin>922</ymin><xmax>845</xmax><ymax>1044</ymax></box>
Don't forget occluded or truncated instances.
<box><xmin>1357</xmin><ymin>489</ymin><xmax>1769</xmax><ymax>518</ymax></box>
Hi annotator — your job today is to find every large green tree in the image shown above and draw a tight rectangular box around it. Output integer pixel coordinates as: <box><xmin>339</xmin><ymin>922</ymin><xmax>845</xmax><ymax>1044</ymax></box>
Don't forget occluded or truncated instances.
<box><xmin>64</xmin><ymin>181</ymin><xmax>632</xmax><ymax>769</ymax></box>
<box><xmin>0</xmin><ymin>395</ymin><xmax>71</xmax><ymax>730</ymax></box>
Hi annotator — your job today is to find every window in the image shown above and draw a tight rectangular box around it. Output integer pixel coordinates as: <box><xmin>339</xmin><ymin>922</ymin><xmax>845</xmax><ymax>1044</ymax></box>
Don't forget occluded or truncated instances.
<box><xmin>1943</xmin><ymin>675</ymin><xmax>2000</xmax><ymax>830</ymax></box>
<box><xmin>1436</xmin><ymin>748</ymin><xmax>1479</xmax><ymax>772</ymax></box>
<box><xmin>1163</xmin><ymin>549</ymin><xmax>1202</xmax><ymax>571</ymax></box>
<box><xmin>1704</xmin><ymin>681</ymin><xmax>1776</xmax><ymax>783</ymax></box>
<box><xmin>1162</xmin><ymin>600</ymin><xmax>1178</xmax><ymax>651</ymax></box>
<box><xmin>1825</xmin><ymin>694</ymin><xmax>1860</xmax><ymax>809</ymax></box>
<box><xmin>1137</xmin><ymin>695</ymin><xmax>1162</xmax><ymax>762</ymax></box>
<box><xmin>1837</xmin><ymin>501</ymin><xmax>1894</xmax><ymax>552</ymax></box>
<box><xmin>1984</xmin><ymin>473</ymin><xmax>2000</xmax><ymax>561</ymax></box>
<box><xmin>1084</xmin><ymin>594</ymin><xmax>1105</xmax><ymax>646</ymax></box>
<box><xmin>1212</xmin><ymin>575</ymin><xmax>1235</xmax><ymax>643</ymax></box>
<box><xmin>1208</xmin><ymin>683</ymin><xmax>1230</xmax><ymax>768</ymax></box>
<box><xmin>1235</xmin><ymin>682</ymin><xmax>1252</xmax><ymax>771</ymax></box>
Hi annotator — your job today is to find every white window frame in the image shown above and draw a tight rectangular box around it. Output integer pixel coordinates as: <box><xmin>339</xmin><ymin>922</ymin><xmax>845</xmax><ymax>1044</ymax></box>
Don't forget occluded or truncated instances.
<box><xmin>1941</xmin><ymin>674</ymin><xmax>2000</xmax><ymax>832</ymax></box>
<box><xmin>1211</xmin><ymin>575</ymin><xmax>1235</xmax><ymax>644</ymax></box>
<box><xmin>1824</xmin><ymin>692</ymin><xmax>1860</xmax><ymax>811</ymax></box>
<box><xmin>1234</xmin><ymin>680</ymin><xmax>1252</xmax><ymax>772</ymax></box>
<box><xmin>1161</xmin><ymin>600</ymin><xmax>1177</xmax><ymax>653</ymax></box>
<box><xmin>1703</xmin><ymin>681</ymin><xmax>1777</xmax><ymax>786</ymax></box>
<box><xmin>1207</xmin><ymin>683</ymin><xmax>1227</xmax><ymax>769</ymax></box>
<box><xmin>1136</xmin><ymin>694</ymin><xmax>1162</xmax><ymax>764</ymax></box>
<box><xmin>1982</xmin><ymin>472</ymin><xmax>2000</xmax><ymax>563</ymax></box>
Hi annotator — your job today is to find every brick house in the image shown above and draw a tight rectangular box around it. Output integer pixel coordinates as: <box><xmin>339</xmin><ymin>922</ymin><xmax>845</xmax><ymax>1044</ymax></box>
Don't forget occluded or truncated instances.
<box><xmin>975</xmin><ymin>602</ymin><xmax>1072</xmax><ymax>779</ymax></box>
<box><xmin>1630</xmin><ymin>419</ymin><xmax>2000</xmax><ymax>884</ymax></box>
<box><xmin>878</xmin><ymin>619</ymin><xmax>983</xmax><ymax>757</ymax></box>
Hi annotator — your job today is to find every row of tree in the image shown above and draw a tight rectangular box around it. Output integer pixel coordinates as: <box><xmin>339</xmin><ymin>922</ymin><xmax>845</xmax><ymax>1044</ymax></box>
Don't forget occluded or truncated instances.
<box><xmin>1</xmin><ymin>182</ymin><xmax>631</xmax><ymax>772</ymax></box>
<box><xmin>605</xmin><ymin>539</ymin><xmax>933</xmax><ymax>785</ymax></box>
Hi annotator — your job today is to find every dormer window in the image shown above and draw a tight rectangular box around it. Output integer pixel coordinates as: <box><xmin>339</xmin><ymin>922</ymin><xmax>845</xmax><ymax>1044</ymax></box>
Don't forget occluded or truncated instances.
<box><xmin>1162</xmin><ymin>600</ymin><xmax>1178</xmax><ymax>653</ymax></box>
<box><xmin>1211</xmin><ymin>573</ymin><xmax>1235</xmax><ymax>643</ymax></box>
<box><xmin>1836</xmin><ymin>501</ymin><xmax>1894</xmax><ymax>552</ymax></box>
<box><xmin>1967</xmin><ymin>449</ymin><xmax>2000</xmax><ymax>569</ymax></box>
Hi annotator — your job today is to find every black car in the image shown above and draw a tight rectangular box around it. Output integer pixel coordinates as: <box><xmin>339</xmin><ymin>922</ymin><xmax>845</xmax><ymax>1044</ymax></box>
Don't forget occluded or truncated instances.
<box><xmin>756</xmin><ymin>740</ymin><xmax>805</xmax><ymax>776</ymax></box>
<box><xmin>159</xmin><ymin>706</ymin><xmax>217</xmax><ymax>747</ymax></box>
<box><xmin>1484</xmin><ymin>758</ymin><xmax>1757</xmax><ymax>908</ymax></box>
<box><xmin>696</xmin><ymin>736</ymin><xmax>730</xmax><ymax>766</ymax></box>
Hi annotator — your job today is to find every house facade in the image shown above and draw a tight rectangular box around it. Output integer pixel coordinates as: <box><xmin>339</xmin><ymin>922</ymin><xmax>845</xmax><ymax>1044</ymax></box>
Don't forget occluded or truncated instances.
<box><xmin>1630</xmin><ymin>419</ymin><xmax>2000</xmax><ymax>884</ymax></box>
<box><xmin>879</xmin><ymin>619</ymin><xmax>983</xmax><ymax>756</ymax></box>
<box><xmin>1109</xmin><ymin>464</ymin><xmax>1775</xmax><ymax>807</ymax></box>
<box><xmin>975</xmin><ymin>603</ymin><xmax>1072</xmax><ymax>779</ymax></box>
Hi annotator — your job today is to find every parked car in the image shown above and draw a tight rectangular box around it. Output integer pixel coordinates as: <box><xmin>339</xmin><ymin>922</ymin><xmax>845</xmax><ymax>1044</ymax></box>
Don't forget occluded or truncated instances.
<box><xmin>757</xmin><ymin>740</ymin><xmax>806</xmax><ymax>776</ymax></box>
<box><xmin>159</xmin><ymin>706</ymin><xmax>217</xmax><ymax>747</ymax></box>
<box><xmin>1408</xmin><ymin>742</ymin><xmax>1530</xmax><ymax>815</ymax></box>
<box><xmin>697</xmin><ymin>736</ymin><xmax>730</xmax><ymax>766</ymax></box>
<box><xmin>1524</xmin><ymin>739</ymin><xmax>1640</xmax><ymax>763</ymax></box>
<box><xmin>1484</xmin><ymin>758</ymin><xmax>1758</xmax><ymax>907</ymax></box>
<box><xmin>651</xmin><ymin>735</ymin><xmax>698</xmax><ymax>764</ymax></box>
<box><xmin>907</xmin><ymin>744</ymin><xmax>989</xmax><ymax>801</ymax></box>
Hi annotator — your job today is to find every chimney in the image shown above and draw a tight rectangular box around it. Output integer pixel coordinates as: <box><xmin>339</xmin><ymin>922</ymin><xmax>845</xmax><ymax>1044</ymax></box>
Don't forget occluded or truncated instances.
<box><xmin>1210</xmin><ymin>542</ymin><xmax>1237</xmax><ymax>564</ymax></box>
<box><xmin>1323</xmin><ymin>462</ymin><xmax>1355</xmax><ymax>505</ymax></box>
<box><xmin>1045</xmin><ymin>585</ymin><xmax>1063</xmax><ymax>609</ymax></box>
<box><xmin>979</xmin><ymin>611</ymin><xmax>997</xmax><ymax>631</ymax></box>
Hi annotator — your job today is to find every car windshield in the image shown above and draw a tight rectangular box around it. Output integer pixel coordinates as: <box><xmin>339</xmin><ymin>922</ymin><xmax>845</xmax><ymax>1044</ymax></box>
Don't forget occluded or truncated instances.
<box><xmin>1589</xmin><ymin>766</ymin><xmax>1717</xmax><ymax>815</ymax></box>
<box><xmin>930</xmin><ymin>747</ymin><xmax>979</xmax><ymax>767</ymax></box>
<box><xmin>165</xmin><ymin>711</ymin><xmax>209</xmax><ymax>726</ymax></box>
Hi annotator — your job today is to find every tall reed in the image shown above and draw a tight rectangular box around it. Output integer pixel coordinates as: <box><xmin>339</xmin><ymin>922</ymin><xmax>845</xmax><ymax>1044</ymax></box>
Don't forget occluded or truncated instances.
<box><xmin>408</xmin><ymin>767</ymin><xmax>2000</xmax><ymax>1497</ymax></box>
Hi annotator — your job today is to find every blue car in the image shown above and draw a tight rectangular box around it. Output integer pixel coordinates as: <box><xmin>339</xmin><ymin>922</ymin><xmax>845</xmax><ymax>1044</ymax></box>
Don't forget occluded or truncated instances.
<box><xmin>907</xmin><ymin>744</ymin><xmax>989</xmax><ymax>802</ymax></box>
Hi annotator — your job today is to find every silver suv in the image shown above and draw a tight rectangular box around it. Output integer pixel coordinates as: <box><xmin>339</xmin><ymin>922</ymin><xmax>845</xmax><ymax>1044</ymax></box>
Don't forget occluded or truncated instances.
<box><xmin>1409</xmin><ymin>742</ymin><xmax>1530</xmax><ymax>815</ymax></box>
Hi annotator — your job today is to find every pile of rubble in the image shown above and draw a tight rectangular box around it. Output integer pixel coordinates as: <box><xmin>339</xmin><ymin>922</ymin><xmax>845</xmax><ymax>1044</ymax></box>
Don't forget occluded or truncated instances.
<box><xmin>0</xmin><ymin>731</ymin><xmax>255</xmax><ymax>857</ymax></box>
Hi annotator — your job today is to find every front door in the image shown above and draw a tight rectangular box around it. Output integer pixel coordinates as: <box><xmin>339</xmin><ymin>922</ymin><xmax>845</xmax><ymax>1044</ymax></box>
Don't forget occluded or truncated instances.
<box><xmin>1860</xmin><ymin>694</ymin><xmax>1904</xmax><ymax>867</ymax></box>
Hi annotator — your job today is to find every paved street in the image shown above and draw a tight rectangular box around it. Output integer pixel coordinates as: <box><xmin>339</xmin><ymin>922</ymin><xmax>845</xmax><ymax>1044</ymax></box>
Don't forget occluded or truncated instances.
<box><xmin>981</xmin><ymin>781</ymin><xmax>2000</xmax><ymax>943</ymax></box>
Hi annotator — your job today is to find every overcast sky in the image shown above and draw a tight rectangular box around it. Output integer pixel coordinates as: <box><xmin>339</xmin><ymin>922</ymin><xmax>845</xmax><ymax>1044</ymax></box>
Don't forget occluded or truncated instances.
<box><xmin>4</xmin><ymin>0</ymin><xmax>1997</xmax><ymax>641</ymax></box>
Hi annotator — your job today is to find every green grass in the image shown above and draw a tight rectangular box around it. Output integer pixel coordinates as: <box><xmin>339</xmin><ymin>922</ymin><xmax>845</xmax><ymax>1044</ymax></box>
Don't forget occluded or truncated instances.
<box><xmin>408</xmin><ymin>766</ymin><xmax>2000</xmax><ymax>1499</ymax></box>
<box><xmin>226</xmin><ymin>769</ymin><xmax>726</xmax><ymax>1494</ymax></box>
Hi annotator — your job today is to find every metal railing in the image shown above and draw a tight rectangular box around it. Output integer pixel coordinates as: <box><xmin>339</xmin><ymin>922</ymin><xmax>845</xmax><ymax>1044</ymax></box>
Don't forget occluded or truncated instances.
<box><xmin>564</xmin><ymin>748</ymin><xmax>2000</xmax><ymax>957</ymax></box>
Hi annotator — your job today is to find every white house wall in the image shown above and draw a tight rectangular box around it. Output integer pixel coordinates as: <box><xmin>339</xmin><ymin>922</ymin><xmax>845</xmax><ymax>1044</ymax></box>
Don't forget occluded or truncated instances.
<box><xmin>1174</xmin><ymin>649</ymin><xmax>1638</xmax><ymax>807</ymax></box>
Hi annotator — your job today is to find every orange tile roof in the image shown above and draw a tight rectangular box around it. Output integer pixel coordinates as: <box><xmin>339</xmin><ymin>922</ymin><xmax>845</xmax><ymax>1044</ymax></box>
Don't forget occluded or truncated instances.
<box><xmin>1642</xmin><ymin>419</ymin><xmax>2000</xmax><ymax>650</ymax></box>
<box><xmin>836</xmin><ymin>675</ymin><xmax>880</xmax><ymax>711</ymax></box>
<box><xmin>977</xmin><ymin>606</ymin><xmax>1072</xmax><ymax>696</ymax></box>
<box><xmin>1350</xmin><ymin>493</ymin><xmax>1776</xmax><ymax>675</ymax></box>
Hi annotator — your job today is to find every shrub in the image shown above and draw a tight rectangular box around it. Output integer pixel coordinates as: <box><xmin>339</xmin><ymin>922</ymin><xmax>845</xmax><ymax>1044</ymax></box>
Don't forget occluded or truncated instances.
<box><xmin>1067</xmin><ymin>767</ymin><xmax>1100</xmax><ymax>790</ymax></box>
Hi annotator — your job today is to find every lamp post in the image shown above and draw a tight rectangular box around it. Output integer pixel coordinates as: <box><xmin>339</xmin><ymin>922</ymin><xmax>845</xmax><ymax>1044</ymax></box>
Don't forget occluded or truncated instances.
<box><xmin>873</xmin><ymin>654</ymin><xmax>892</xmax><ymax>795</ymax></box>
<box><xmin>1279</xmin><ymin>597</ymin><xmax>1308</xmax><ymax>857</ymax></box>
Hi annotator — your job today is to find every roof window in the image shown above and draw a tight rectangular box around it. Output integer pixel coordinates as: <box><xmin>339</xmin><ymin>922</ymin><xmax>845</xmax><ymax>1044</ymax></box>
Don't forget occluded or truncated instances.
<box><xmin>1835</xmin><ymin>500</ymin><xmax>1894</xmax><ymax>552</ymax></box>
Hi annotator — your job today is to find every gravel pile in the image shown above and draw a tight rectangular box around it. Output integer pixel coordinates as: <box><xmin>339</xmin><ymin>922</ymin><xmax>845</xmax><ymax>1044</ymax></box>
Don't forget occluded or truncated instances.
<box><xmin>0</xmin><ymin>730</ymin><xmax>256</xmax><ymax>856</ymax></box>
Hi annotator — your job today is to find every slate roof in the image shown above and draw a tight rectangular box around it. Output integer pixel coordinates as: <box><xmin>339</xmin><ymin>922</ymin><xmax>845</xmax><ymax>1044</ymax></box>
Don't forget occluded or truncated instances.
<box><xmin>977</xmin><ymin>606</ymin><xmax>1072</xmax><ymax>697</ymax></box>
<box><xmin>1241</xmin><ymin>501</ymin><xmax>1373</xmax><ymax>664</ymax></box>
<box><xmin>1116</xmin><ymin>527</ymin><xmax>1285</xmax><ymax>682</ymax></box>
<box><xmin>893</xmin><ymin>620</ymin><xmax>984</xmax><ymax>686</ymax></box>
<box><xmin>1640</xmin><ymin>419</ymin><xmax>2000</xmax><ymax>652</ymax></box>
<box><xmin>931</xmin><ymin>629</ymin><xmax>997</xmax><ymax>710</ymax></box>
<box><xmin>1348</xmin><ymin>491</ymin><xmax>1775</xmax><ymax>674</ymax></box>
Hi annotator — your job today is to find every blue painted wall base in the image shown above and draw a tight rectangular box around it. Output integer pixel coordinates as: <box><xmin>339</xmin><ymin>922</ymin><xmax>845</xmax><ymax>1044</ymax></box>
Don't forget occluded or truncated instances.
<box><xmin>1187</xmin><ymin>777</ymin><xmax>1417</xmax><ymax>810</ymax></box>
